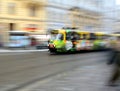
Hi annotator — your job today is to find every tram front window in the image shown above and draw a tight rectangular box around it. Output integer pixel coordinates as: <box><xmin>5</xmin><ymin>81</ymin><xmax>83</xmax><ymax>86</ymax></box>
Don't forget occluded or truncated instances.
<box><xmin>56</xmin><ymin>34</ymin><xmax>63</xmax><ymax>40</ymax></box>
<box><xmin>89</xmin><ymin>33</ymin><xmax>97</xmax><ymax>40</ymax></box>
<box><xmin>50</xmin><ymin>34</ymin><xmax>57</xmax><ymax>40</ymax></box>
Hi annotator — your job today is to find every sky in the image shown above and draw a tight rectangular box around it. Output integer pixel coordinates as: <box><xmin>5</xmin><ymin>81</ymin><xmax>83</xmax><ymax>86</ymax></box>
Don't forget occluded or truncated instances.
<box><xmin>116</xmin><ymin>0</ymin><xmax>120</xmax><ymax>5</ymax></box>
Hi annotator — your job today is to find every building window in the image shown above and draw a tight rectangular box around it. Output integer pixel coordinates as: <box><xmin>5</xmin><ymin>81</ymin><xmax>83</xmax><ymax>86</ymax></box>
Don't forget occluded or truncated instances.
<box><xmin>9</xmin><ymin>23</ymin><xmax>15</xmax><ymax>31</ymax></box>
<box><xmin>29</xmin><ymin>5</ymin><xmax>36</xmax><ymax>17</ymax></box>
<box><xmin>8</xmin><ymin>3</ymin><xmax>16</xmax><ymax>14</ymax></box>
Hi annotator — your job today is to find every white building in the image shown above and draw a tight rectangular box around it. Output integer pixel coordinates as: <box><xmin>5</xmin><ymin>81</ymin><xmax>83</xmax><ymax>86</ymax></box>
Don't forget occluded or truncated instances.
<box><xmin>101</xmin><ymin>0</ymin><xmax>117</xmax><ymax>33</ymax></box>
<box><xmin>46</xmin><ymin>0</ymin><xmax>103</xmax><ymax>32</ymax></box>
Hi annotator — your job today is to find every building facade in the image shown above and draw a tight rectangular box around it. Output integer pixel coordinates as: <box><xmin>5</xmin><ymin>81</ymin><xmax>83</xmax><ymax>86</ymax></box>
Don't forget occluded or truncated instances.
<box><xmin>46</xmin><ymin>0</ymin><xmax>103</xmax><ymax>32</ymax></box>
<box><xmin>0</xmin><ymin>0</ymin><xmax>113</xmax><ymax>46</ymax></box>
<box><xmin>111</xmin><ymin>6</ymin><xmax>120</xmax><ymax>33</ymax></box>
<box><xmin>0</xmin><ymin>0</ymin><xmax>47</xmax><ymax>45</ymax></box>
<box><xmin>101</xmin><ymin>0</ymin><xmax>116</xmax><ymax>33</ymax></box>
<box><xmin>0</xmin><ymin>0</ymin><xmax>47</xmax><ymax>33</ymax></box>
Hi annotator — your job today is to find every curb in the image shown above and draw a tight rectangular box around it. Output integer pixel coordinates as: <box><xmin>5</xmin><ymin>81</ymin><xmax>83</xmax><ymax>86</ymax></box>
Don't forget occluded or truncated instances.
<box><xmin>0</xmin><ymin>49</ymin><xmax>48</xmax><ymax>53</ymax></box>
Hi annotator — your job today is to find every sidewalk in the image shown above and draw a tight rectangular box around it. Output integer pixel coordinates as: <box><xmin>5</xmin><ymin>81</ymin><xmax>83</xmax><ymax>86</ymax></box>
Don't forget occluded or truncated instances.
<box><xmin>0</xmin><ymin>48</ymin><xmax>12</xmax><ymax>52</ymax></box>
<box><xmin>0</xmin><ymin>48</ymin><xmax>48</xmax><ymax>53</ymax></box>
<box><xmin>19</xmin><ymin>62</ymin><xmax>120</xmax><ymax>91</ymax></box>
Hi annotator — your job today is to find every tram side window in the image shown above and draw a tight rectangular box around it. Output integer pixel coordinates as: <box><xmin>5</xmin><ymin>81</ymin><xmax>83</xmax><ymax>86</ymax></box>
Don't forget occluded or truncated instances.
<box><xmin>89</xmin><ymin>33</ymin><xmax>97</xmax><ymax>40</ymax></box>
<box><xmin>56</xmin><ymin>34</ymin><xmax>63</xmax><ymax>40</ymax></box>
<box><xmin>75</xmin><ymin>34</ymin><xmax>80</xmax><ymax>40</ymax></box>
<box><xmin>95</xmin><ymin>34</ymin><xmax>107</xmax><ymax>40</ymax></box>
<box><xmin>71</xmin><ymin>33</ymin><xmax>80</xmax><ymax>41</ymax></box>
<box><xmin>66</xmin><ymin>32</ymin><xmax>80</xmax><ymax>40</ymax></box>
<box><xmin>97</xmin><ymin>36</ymin><xmax>100</xmax><ymax>39</ymax></box>
<box><xmin>102</xmin><ymin>35</ymin><xmax>108</xmax><ymax>40</ymax></box>
<box><xmin>82</xmin><ymin>34</ymin><xmax>87</xmax><ymax>39</ymax></box>
<box><xmin>66</xmin><ymin>32</ymin><xmax>72</xmax><ymax>40</ymax></box>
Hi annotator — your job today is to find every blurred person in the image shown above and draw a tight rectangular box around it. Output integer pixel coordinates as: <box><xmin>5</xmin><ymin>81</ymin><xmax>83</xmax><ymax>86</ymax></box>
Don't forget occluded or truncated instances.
<box><xmin>107</xmin><ymin>37</ymin><xmax>117</xmax><ymax>64</ymax></box>
<box><xmin>31</xmin><ymin>37</ymin><xmax>38</xmax><ymax>47</ymax></box>
<box><xmin>107</xmin><ymin>36</ymin><xmax>120</xmax><ymax>86</ymax></box>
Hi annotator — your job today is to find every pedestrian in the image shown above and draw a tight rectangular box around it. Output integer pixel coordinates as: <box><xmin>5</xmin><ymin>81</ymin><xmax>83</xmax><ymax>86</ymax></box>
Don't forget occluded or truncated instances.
<box><xmin>31</xmin><ymin>37</ymin><xmax>37</xmax><ymax>46</ymax></box>
<box><xmin>30</xmin><ymin>37</ymin><xmax>38</xmax><ymax>49</ymax></box>
<box><xmin>107</xmin><ymin>37</ymin><xmax>117</xmax><ymax>65</ymax></box>
<box><xmin>107</xmin><ymin>36</ymin><xmax>120</xmax><ymax>86</ymax></box>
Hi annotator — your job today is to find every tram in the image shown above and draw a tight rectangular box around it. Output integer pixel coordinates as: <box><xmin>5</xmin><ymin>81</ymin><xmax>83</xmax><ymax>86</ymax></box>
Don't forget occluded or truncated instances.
<box><xmin>48</xmin><ymin>28</ymin><xmax>109</xmax><ymax>54</ymax></box>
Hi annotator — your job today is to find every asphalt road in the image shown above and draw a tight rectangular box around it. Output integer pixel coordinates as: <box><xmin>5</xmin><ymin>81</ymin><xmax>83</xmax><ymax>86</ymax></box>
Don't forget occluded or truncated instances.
<box><xmin>0</xmin><ymin>51</ymin><xmax>110</xmax><ymax>91</ymax></box>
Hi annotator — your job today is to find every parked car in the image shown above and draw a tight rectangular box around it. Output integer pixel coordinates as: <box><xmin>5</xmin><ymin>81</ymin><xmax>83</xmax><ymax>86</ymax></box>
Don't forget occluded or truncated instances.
<box><xmin>36</xmin><ymin>41</ymin><xmax>48</xmax><ymax>49</ymax></box>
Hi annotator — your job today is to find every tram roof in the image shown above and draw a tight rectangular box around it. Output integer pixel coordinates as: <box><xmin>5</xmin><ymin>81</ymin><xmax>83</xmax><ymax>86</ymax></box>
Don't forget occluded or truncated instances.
<box><xmin>110</xmin><ymin>34</ymin><xmax>120</xmax><ymax>37</ymax></box>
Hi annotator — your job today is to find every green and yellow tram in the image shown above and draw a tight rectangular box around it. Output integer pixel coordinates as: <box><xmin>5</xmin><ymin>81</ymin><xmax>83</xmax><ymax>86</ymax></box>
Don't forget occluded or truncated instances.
<box><xmin>48</xmin><ymin>28</ymin><xmax>109</xmax><ymax>54</ymax></box>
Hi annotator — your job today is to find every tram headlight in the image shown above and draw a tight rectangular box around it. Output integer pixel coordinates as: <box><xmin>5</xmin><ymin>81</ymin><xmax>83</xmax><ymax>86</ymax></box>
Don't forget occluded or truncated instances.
<box><xmin>49</xmin><ymin>44</ymin><xmax>55</xmax><ymax>48</ymax></box>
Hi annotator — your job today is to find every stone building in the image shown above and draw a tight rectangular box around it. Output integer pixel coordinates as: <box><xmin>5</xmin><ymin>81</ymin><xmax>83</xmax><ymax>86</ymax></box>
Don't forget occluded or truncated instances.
<box><xmin>0</xmin><ymin>0</ymin><xmax>115</xmax><ymax>46</ymax></box>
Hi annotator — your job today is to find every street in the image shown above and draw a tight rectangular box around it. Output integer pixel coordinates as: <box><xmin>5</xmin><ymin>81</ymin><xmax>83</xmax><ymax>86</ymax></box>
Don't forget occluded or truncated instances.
<box><xmin>0</xmin><ymin>51</ymin><xmax>110</xmax><ymax>91</ymax></box>
<box><xmin>0</xmin><ymin>0</ymin><xmax>119</xmax><ymax>91</ymax></box>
